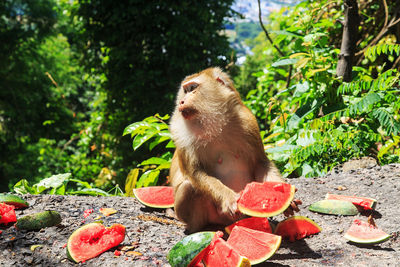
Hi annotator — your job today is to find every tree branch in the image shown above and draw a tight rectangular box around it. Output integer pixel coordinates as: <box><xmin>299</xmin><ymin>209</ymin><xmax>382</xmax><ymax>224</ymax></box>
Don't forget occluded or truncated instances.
<box><xmin>336</xmin><ymin>0</ymin><xmax>360</xmax><ymax>82</ymax></box>
<box><xmin>257</xmin><ymin>0</ymin><xmax>292</xmax><ymax>88</ymax></box>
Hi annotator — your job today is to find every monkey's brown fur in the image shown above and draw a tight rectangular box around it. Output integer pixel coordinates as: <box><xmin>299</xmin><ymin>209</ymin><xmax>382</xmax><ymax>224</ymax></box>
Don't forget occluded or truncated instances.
<box><xmin>169</xmin><ymin>67</ymin><xmax>283</xmax><ymax>232</ymax></box>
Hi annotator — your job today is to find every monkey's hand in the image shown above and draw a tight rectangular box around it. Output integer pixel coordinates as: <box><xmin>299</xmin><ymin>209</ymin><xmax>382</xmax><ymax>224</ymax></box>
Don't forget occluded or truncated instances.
<box><xmin>283</xmin><ymin>199</ymin><xmax>302</xmax><ymax>217</ymax></box>
<box><xmin>217</xmin><ymin>190</ymin><xmax>241</xmax><ymax>220</ymax></box>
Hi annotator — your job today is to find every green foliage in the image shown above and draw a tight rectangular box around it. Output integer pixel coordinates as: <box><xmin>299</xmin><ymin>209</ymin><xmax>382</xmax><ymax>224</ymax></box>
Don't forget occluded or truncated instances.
<box><xmin>123</xmin><ymin>115</ymin><xmax>174</xmax><ymax>189</ymax></box>
<box><xmin>13</xmin><ymin>173</ymin><xmax>118</xmax><ymax>196</ymax></box>
<box><xmin>237</xmin><ymin>0</ymin><xmax>400</xmax><ymax>177</ymax></box>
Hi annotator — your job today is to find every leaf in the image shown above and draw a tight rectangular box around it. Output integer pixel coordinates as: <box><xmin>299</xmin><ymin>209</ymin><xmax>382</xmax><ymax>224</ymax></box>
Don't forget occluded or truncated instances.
<box><xmin>13</xmin><ymin>179</ymin><xmax>35</xmax><ymax>195</ymax></box>
<box><xmin>125</xmin><ymin>168</ymin><xmax>139</xmax><ymax>197</ymax></box>
<box><xmin>271</xmin><ymin>58</ymin><xmax>299</xmax><ymax>67</ymax></box>
<box><xmin>69</xmin><ymin>178</ymin><xmax>92</xmax><ymax>189</ymax></box>
<box><xmin>33</xmin><ymin>173</ymin><xmax>71</xmax><ymax>194</ymax></box>
<box><xmin>132</xmin><ymin>129</ymin><xmax>157</xmax><ymax>150</ymax></box>
<box><xmin>68</xmin><ymin>188</ymin><xmax>110</xmax><ymax>196</ymax></box>
<box><xmin>140</xmin><ymin>157</ymin><xmax>169</xmax><ymax>166</ymax></box>
<box><xmin>136</xmin><ymin>170</ymin><xmax>160</xmax><ymax>188</ymax></box>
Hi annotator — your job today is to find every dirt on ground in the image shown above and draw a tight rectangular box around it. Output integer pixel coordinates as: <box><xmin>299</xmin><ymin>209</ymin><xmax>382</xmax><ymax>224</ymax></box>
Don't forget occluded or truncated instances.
<box><xmin>1</xmin><ymin>162</ymin><xmax>399</xmax><ymax>266</ymax></box>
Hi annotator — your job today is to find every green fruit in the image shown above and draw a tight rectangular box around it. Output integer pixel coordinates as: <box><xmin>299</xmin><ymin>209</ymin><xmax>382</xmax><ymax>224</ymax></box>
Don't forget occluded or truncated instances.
<box><xmin>0</xmin><ymin>194</ymin><xmax>29</xmax><ymax>209</ymax></box>
<box><xmin>16</xmin><ymin>210</ymin><xmax>61</xmax><ymax>230</ymax></box>
<box><xmin>167</xmin><ymin>231</ymin><xmax>215</xmax><ymax>267</ymax></box>
<box><xmin>309</xmin><ymin>199</ymin><xmax>358</xmax><ymax>215</ymax></box>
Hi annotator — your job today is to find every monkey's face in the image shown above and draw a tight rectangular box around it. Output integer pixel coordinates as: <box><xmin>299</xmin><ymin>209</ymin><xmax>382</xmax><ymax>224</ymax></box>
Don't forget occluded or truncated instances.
<box><xmin>176</xmin><ymin>71</ymin><xmax>236</xmax><ymax>122</ymax></box>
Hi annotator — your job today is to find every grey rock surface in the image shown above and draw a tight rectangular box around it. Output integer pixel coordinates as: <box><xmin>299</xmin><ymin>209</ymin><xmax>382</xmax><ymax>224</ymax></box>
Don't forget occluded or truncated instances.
<box><xmin>1</xmin><ymin>163</ymin><xmax>399</xmax><ymax>266</ymax></box>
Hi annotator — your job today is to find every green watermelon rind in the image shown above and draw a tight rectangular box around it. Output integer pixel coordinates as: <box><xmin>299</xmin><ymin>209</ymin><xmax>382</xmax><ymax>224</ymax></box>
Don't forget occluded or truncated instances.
<box><xmin>309</xmin><ymin>199</ymin><xmax>358</xmax><ymax>216</ymax></box>
<box><xmin>0</xmin><ymin>194</ymin><xmax>29</xmax><ymax>209</ymax></box>
<box><xmin>133</xmin><ymin>186</ymin><xmax>174</xmax><ymax>208</ymax></box>
<box><xmin>344</xmin><ymin>220</ymin><xmax>391</xmax><ymax>244</ymax></box>
<box><xmin>167</xmin><ymin>231</ymin><xmax>215</xmax><ymax>267</ymax></box>
<box><xmin>274</xmin><ymin>216</ymin><xmax>321</xmax><ymax>241</ymax></box>
<box><xmin>67</xmin><ymin>222</ymin><xmax>126</xmax><ymax>263</ymax></box>
<box><xmin>15</xmin><ymin>210</ymin><xmax>61</xmax><ymax>230</ymax></box>
<box><xmin>325</xmin><ymin>193</ymin><xmax>376</xmax><ymax>210</ymax></box>
<box><xmin>238</xmin><ymin>183</ymin><xmax>296</xmax><ymax>217</ymax></box>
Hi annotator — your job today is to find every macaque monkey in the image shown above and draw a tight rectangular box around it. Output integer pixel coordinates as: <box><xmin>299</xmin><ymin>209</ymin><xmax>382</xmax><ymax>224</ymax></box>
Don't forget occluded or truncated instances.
<box><xmin>169</xmin><ymin>67</ymin><xmax>299</xmax><ymax>232</ymax></box>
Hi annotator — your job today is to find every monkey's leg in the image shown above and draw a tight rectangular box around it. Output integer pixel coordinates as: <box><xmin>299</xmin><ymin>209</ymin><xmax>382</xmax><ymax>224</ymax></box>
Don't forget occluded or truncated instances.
<box><xmin>255</xmin><ymin>160</ymin><xmax>284</xmax><ymax>183</ymax></box>
<box><xmin>174</xmin><ymin>179</ymin><xmax>233</xmax><ymax>233</ymax></box>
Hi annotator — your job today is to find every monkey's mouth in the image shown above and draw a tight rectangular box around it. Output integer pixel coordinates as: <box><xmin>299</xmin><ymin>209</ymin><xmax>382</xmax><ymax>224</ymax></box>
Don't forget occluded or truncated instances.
<box><xmin>179</xmin><ymin>107</ymin><xmax>198</xmax><ymax>120</ymax></box>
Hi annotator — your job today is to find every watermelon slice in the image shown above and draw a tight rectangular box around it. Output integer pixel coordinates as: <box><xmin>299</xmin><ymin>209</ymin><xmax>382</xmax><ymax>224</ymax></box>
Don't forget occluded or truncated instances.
<box><xmin>67</xmin><ymin>223</ymin><xmax>126</xmax><ymax>263</ymax></box>
<box><xmin>0</xmin><ymin>194</ymin><xmax>29</xmax><ymax>209</ymax></box>
<box><xmin>344</xmin><ymin>219</ymin><xmax>390</xmax><ymax>244</ymax></box>
<box><xmin>133</xmin><ymin>186</ymin><xmax>174</xmax><ymax>208</ymax></box>
<box><xmin>325</xmin><ymin>193</ymin><xmax>376</xmax><ymax>210</ymax></box>
<box><xmin>225</xmin><ymin>217</ymin><xmax>272</xmax><ymax>234</ymax></box>
<box><xmin>0</xmin><ymin>203</ymin><xmax>17</xmax><ymax>225</ymax></box>
<box><xmin>237</xmin><ymin>181</ymin><xmax>295</xmax><ymax>217</ymax></box>
<box><xmin>168</xmin><ymin>231</ymin><xmax>216</xmax><ymax>267</ymax></box>
<box><xmin>309</xmin><ymin>199</ymin><xmax>358</xmax><ymax>215</ymax></box>
<box><xmin>203</xmin><ymin>232</ymin><xmax>250</xmax><ymax>267</ymax></box>
<box><xmin>274</xmin><ymin>216</ymin><xmax>321</xmax><ymax>242</ymax></box>
<box><xmin>227</xmin><ymin>226</ymin><xmax>281</xmax><ymax>265</ymax></box>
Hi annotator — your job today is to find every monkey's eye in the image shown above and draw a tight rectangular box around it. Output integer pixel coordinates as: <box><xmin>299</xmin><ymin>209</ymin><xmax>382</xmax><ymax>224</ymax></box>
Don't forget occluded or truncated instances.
<box><xmin>183</xmin><ymin>82</ymin><xmax>199</xmax><ymax>93</ymax></box>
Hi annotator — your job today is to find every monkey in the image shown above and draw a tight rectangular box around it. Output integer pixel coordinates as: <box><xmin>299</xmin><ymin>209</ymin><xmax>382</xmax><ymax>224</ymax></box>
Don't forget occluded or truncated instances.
<box><xmin>169</xmin><ymin>67</ymin><xmax>300</xmax><ymax>232</ymax></box>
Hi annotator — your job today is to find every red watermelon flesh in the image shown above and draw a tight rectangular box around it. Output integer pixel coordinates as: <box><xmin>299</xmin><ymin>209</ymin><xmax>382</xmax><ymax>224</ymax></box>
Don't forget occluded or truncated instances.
<box><xmin>133</xmin><ymin>186</ymin><xmax>174</xmax><ymax>208</ymax></box>
<box><xmin>274</xmin><ymin>216</ymin><xmax>321</xmax><ymax>242</ymax></box>
<box><xmin>67</xmin><ymin>223</ymin><xmax>126</xmax><ymax>263</ymax></box>
<box><xmin>344</xmin><ymin>219</ymin><xmax>390</xmax><ymax>244</ymax></box>
<box><xmin>203</xmin><ymin>232</ymin><xmax>250</xmax><ymax>267</ymax></box>
<box><xmin>237</xmin><ymin>181</ymin><xmax>295</xmax><ymax>217</ymax></box>
<box><xmin>227</xmin><ymin>226</ymin><xmax>281</xmax><ymax>265</ymax></box>
<box><xmin>0</xmin><ymin>203</ymin><xmax>17</xmax><ymax>225</ymax></box>
<box><xmin>325</xmin><ymin>193</ymin><xmax>376</xmax><ymax>210</ymax></box>
<box><xmin>225</xmin><ymin>217</ymin><xmax>272</xmax><ymax>234</ymax></box>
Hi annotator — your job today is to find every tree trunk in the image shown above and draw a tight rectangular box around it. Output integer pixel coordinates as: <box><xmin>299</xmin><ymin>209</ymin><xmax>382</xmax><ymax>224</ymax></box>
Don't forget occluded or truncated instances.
<box><xmin>336</xmin><ymin>0</ymin><xmax>360</xmax><ymax>82</ymax></box>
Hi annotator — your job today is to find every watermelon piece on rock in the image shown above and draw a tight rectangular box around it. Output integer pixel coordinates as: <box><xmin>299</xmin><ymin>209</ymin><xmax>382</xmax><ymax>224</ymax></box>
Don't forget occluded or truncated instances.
<box><xmin>275</xmin><ymin>216</ymin><xmax>321</xmax><ymax>242</ymax></box>
<box><xmin>16</xmin><ymin>210</ymin><xmax>62</xmax><ymax>230</ymax></box>
<box><xmin>309</xmin><ymin>199</ymin><xmax>358</xmax><ymax>215</ymax></box>
<box><xmin>225</xmin><ymin>217</ymin><xmax>272</xmax><ymax>234</ymax></box>
<box><xmin>325</xmin><ymin>193</ymin><xmax>376</xmax><ymax>210</ymax></box>
<box><xmin>237</xmin><ymin>181</ymin><xmax>295</xmax><ymax>217</ymax></box>
<box><xmin>0</xmin><ymin>203</ymin><xmax>17</xmax><ymax>225</ymax></box>
<box><xmin>167</xmin><ymin>231</ymin><xmax>216</xmax><ymax>267</ymax></box>
<box><xmin>227</xmin><ymin>226</ymin><xmax>281</xmax><ymax>265</ymax></box>
<box><xmin>0</xmin><ymin>193</ymin><xmax>29</xmax><ymax>209</ymax></box>
<box><xmin>344</xmin><ymin>219</ymin><xmax>390</xmax><ymax>244</ymax></box>
<box><xmin>203</xmin><ymin>232</ymin><xmax>250</xmax><ymax>267</ymax></box>
<box><xmin>133</xmin><ymin>186</ymin><xmax>174</xmax><ymax>208</ymax></box>
<box><xmin>67</xmin><ymin>223</ymin><xmax>126</xmax><ymax>263</ymax></box>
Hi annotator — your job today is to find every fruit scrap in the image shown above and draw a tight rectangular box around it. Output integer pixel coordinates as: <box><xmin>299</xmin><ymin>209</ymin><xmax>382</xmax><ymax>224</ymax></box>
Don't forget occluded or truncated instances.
<box><xmin>83</xmin><ymin>209</ymin><xmax>94</xmax><ymax>218</ymax></box>
<box><xmin>309</xmin><ymin>199</ymin><xmax>358</xmax><ymax>215</ymax></box>
<box><xmin>227</xmin><ymin>226</ymin><xmax>281</xmax><ymax>265</ymax></box>
<box><xmin>167</xmin><ymin>231</ymin><xmax>215</xmax><ymax>267</ymax></box>
<box><xmin>133</xmin><ymin>186</ymin><xmax>174</xmax><ymax>208</ymax></box>
<box><xmin>275</xmin><ymin>216</ymin><xmax>321</xmax><ymax>242</ymax></box>
<box><xmin>203</xmin><ymin>232</ymin><xmax>251</xmax><ymax>267</ymax></box>
<box><xmin>325</xmin><ymin>193</ymin><xmax>376</xmax><ymax>210</ymax></box>
<box><xmin>0</xmin><ymin>194</ymin><xmax>29</xmax><ymax>209</ymax></box>
<box><xmin>0</xmin><ymin>203</ymin><xmax>17</xmax><ymax>225</ymax></box>
<box><xmin>16</xmin><ymin>210</ymin><xmax>61</xmax><ymax>230</ymax></box>
<box><xmin>344</xmin><ymin>219</ymin><xmax>390</xmax><ymax>244</ymax></box>
<box><xmin>99</xmin><ymin>207</ymin><xmax>117</xmax><ymax>216</ymax></box>
<box><xmin>225</xmin><ymin>217</ymin><xmax>272</xmax><ymax>234</ymax></box>
<box><xmin>67</xmin><ymin>223</ymin><xmax>126</xmax><ymax>263</ymax></box>
<box><xmin>237</xmin><ymin>181</ymin><xmax>295</xmax><ymax>217</ymax></box>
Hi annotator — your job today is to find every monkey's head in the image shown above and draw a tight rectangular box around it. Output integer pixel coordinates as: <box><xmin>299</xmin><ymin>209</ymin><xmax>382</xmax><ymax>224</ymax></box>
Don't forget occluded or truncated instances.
<box><xmin>170</xmin><ymin>67</ymin><xmax>242</xmax><ymax>146</ymax></box>
<box><xmin>175</xmin><ymin>67</ymin><xmax>240</xmax><ymax>121</ymax></box>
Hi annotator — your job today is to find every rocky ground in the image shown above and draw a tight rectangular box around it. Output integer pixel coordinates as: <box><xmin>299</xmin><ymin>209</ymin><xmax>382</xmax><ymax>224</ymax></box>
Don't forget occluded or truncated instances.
<box><xmin>0</xmin><ymin>162</ymin><xmax>399</xmax><ymax>266</ymax></box>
